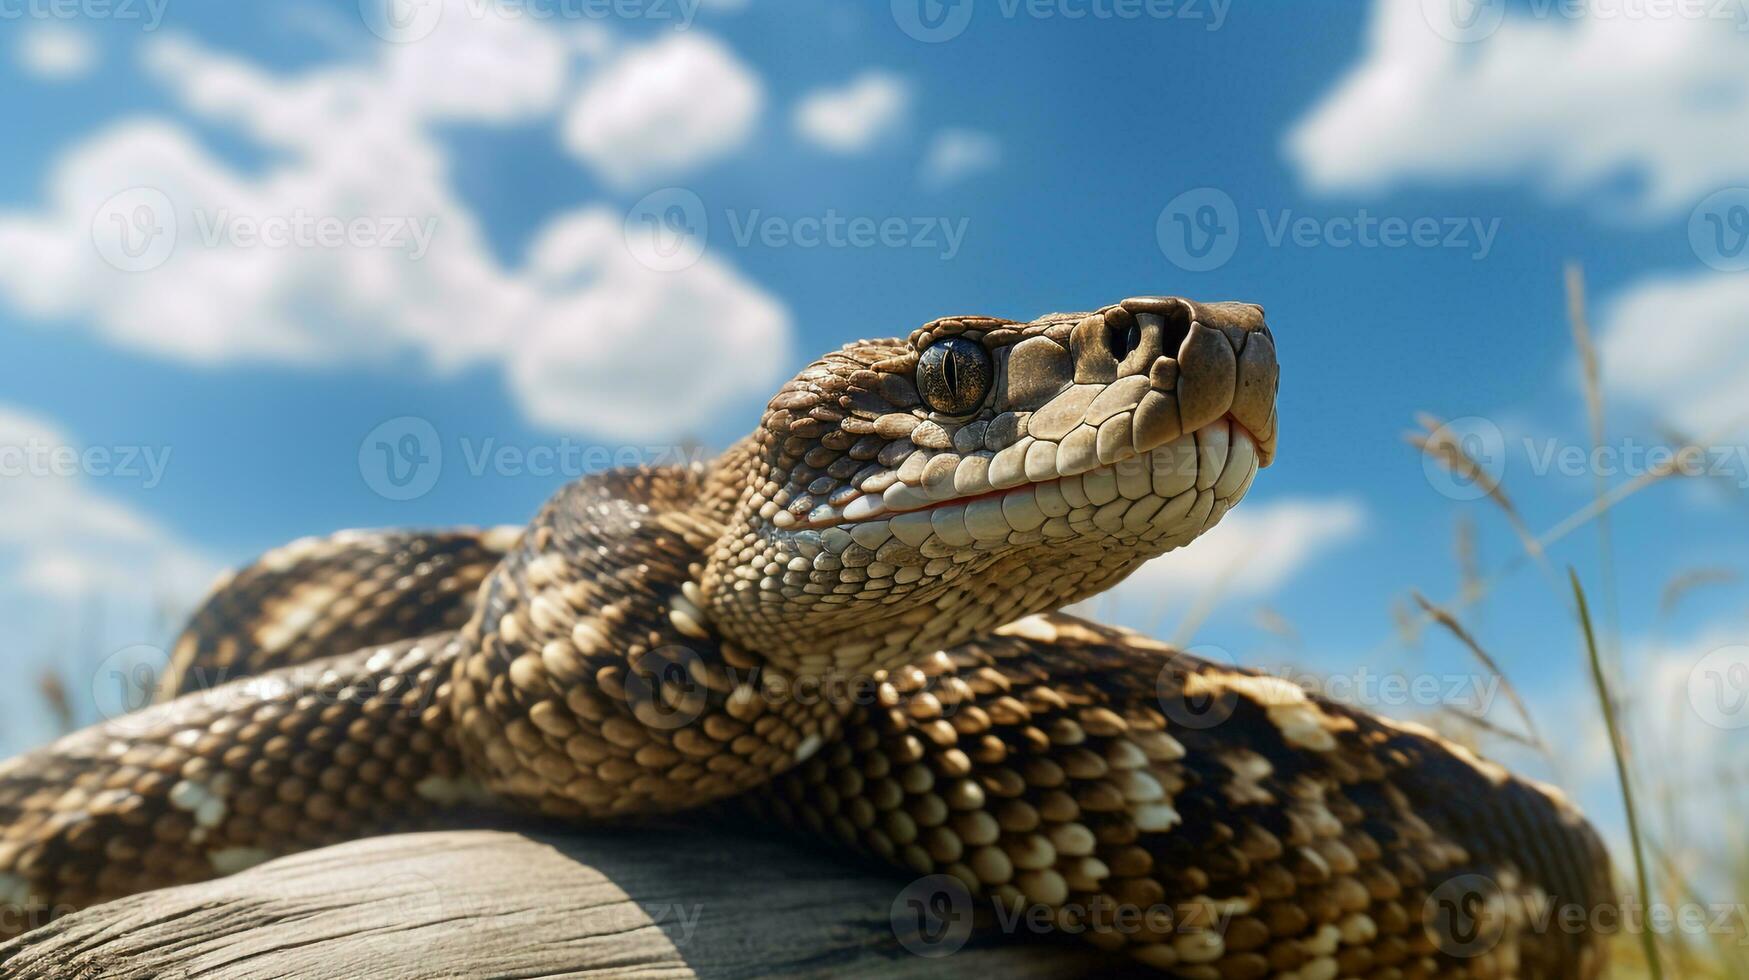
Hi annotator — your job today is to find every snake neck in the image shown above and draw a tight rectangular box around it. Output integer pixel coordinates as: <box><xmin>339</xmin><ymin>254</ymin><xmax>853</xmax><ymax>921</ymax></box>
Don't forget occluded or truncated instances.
<box><xmin>448</xmin><ymin>296</ymin><xmax>1277</xmax><ymax>815</ymax></box>
<box><xmin>447</xmin><ymin>462</ymin><xmax>851</xmax><ymax>817</ymax></box>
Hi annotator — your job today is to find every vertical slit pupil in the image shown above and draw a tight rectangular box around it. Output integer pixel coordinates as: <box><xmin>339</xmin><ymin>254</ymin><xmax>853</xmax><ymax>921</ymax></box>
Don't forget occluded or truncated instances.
<box><xmin>1110</xmin><ymin>322</ymin><xmax>1142</xmax><ymax>361</ymax></box>
<box><xmin>943</xmin><ymin>351</ymin><xmax>958</xmax><ymax>394</ymax></box>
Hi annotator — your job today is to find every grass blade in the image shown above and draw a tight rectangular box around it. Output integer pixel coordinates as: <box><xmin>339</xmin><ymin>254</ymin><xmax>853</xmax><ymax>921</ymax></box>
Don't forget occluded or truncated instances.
<box><xmin>1572</xmin><ymin>567</ymin><xmax>1662</xmax><ymax>980</ymax></box>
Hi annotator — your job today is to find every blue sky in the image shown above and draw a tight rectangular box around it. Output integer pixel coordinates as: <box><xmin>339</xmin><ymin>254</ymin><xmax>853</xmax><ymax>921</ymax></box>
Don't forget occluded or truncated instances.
<box><xmin>2</xmin><ymin>0</ymin><xmax>1747</xmax><ymax>853</ymax></box>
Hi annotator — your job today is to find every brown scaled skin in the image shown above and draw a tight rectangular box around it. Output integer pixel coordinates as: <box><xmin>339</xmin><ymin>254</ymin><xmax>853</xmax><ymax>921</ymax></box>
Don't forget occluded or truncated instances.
<box><xmin>0</xmin><ymin>296</ymin><xmax>1611</xmax><ymax>977</ymax></box>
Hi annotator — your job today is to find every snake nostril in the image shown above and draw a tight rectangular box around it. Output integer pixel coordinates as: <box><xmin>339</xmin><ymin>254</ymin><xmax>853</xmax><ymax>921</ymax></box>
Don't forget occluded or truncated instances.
<box><xmin>1159</xmin><ymin>317</ymin><xmax>1192</xmax><ymax>359</ymax></box>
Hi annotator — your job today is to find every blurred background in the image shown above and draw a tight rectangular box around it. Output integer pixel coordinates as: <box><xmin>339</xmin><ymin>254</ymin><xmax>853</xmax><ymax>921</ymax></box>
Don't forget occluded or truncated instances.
<box><xmin>1</xmin><ymin>0</ymin><xmax>1746</xmax><ymax>969</ymax></box>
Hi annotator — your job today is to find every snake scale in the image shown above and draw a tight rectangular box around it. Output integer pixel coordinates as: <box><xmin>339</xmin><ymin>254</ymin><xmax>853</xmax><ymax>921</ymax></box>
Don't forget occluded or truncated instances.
<box><xmin>0</xmin><ymin>296</ymin><xmax>1612</xmax><ymax>977</ymax></box>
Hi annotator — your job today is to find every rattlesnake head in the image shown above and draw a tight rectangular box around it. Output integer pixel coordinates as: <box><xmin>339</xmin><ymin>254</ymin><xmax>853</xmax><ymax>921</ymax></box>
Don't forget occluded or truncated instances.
<box><xmin>700</xmin><ymin>295</ymin><xmax>1280</xmax><ymax>674</ymax></box>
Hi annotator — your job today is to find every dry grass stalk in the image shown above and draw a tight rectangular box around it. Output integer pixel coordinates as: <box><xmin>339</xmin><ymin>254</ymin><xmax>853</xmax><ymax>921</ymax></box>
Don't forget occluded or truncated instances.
<box><xmin>35</xmin><ymin>669</ymin><xmax>73</xmax><ymax>735</ymax></box>
<box><xmin>1659</xmin><ymin>567</ymin><xmax>1739</xmax><ymax>620</ymax></box>
<box><xmin>1411</xmin><ymin>591</ymin><xmax>1546</xmax><ymax>756</ymax></box>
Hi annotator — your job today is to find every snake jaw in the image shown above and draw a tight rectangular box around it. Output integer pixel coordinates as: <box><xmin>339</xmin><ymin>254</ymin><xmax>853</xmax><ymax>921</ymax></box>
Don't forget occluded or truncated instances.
<box><xmin>817</xmin><ymin>412</ymin><xmax>1262</xmax><ymax>532</ymax></box>
<box><xmin>700</xmin><ymin>295</ymin><xmax>1279</xmax><ymax>672</ymax></box>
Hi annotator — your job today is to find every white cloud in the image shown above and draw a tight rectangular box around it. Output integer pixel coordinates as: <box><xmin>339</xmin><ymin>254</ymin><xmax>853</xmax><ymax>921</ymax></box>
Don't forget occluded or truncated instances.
<box><xmin>919</xmin><ymin>128</ymin><xmax>1000</xmax><ymax>190</ymax></box>
<box><xmin>512</xmin><ymin>207</ymin><xmax>791</xmax><ymax>435</ymax></box>
<box><xmin>792</xmin><ymin>71</ymin><xmax>909</xmax><ymax>154</ymax></box>
<box><xmin>0</xmin><ymin>404</ymin><xmax>217</xmax><ymax>755</ymax></box>
<box><xmin>562</xmin><ymin>33</ymin><xmax>763</xmax><ymax>187</ymax></box>
<box><xmin>1595</xmin><ymin>273</ymin><xmax>1749</xmax><ymax>438</ymax></box>
<box><xmin>1104</xmin><ymin>497</ymin><xmax>1367</xmax><ymax>611</ymax></box>
<box><xmin>1287</xmin><ymin>1</ymin><xmax>1749</xmax><ymax>215</ymax></box>
<box><xmin>0</xmin><ymin>407</ymin><xmax>214</xmax><ymax>601</ymax></box>
<box><xmin>0</xmin><ymin>17</ymin><xmax>789</xmax><ymax>441</ymax></box>
<box><xmin>16</xmin><ymin>25</ymin><xmax>98</xmax><ymax>81</ymax></box>
<box><xmin>1289</xmin><ymin>5</ymin><xmax>1749</xmax><ymax>465</ymax></box>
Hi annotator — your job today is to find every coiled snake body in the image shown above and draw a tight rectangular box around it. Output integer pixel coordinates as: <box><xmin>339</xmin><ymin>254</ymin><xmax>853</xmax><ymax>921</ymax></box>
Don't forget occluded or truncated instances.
<box><xmin>0</xmin><ymin>297</ymin><xmax>1611</xmax><ymax>977</ymax></box>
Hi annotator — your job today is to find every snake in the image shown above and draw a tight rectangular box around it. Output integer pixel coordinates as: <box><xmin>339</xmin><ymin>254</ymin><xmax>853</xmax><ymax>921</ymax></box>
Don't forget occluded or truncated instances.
<box><xmin>0</xmin><ymin>295</ymin><xmax>1613</xmax><ymax>977</ymax></box>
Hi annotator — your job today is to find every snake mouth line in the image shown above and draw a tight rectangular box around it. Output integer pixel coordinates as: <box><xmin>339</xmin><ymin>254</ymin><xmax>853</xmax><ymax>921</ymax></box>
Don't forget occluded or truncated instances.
<box><xmin>809</xmin><ymin>413</ymin><xmax>1259</xmax><ymax>533</ymax></box>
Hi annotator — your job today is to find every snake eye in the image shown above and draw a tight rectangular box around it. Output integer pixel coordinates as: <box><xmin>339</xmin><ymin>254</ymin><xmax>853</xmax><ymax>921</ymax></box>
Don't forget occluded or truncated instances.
<box><xmin>1110</xmin><ymin>319</ymin><xmax>1143</xmax><ymax>361</ymax></box>
<box><xmin>917</xmin><ymin>337</ymin><xmax>992</xmax><ymax>416</ymax></box>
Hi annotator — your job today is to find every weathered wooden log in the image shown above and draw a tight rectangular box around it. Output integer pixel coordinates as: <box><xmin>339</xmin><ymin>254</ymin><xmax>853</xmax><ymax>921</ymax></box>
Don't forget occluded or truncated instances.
<box><xmin>0</xmin><ymin>827</ymin><xmax>1133</xmax><ymax>978</ymax></box>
